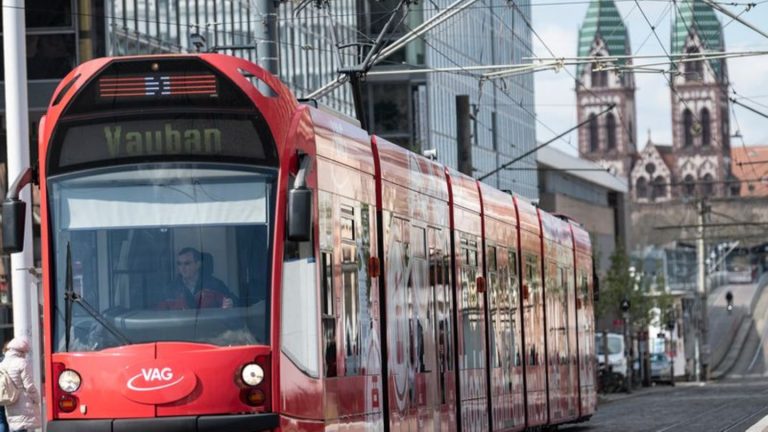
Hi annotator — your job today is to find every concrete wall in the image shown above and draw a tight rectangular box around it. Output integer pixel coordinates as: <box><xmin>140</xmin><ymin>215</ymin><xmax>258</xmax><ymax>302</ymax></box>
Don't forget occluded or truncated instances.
<box><xmin>631</xmin><ymin>196</ymin><xmax>768</xmax><ymax>249</ymax></box>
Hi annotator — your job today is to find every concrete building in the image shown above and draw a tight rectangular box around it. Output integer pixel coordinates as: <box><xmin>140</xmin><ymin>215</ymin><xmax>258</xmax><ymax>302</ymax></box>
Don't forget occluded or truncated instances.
<box><xmin>537</xmin><ymin>145</ymin><xmax>629</xmax><ymax>273</ymax></box>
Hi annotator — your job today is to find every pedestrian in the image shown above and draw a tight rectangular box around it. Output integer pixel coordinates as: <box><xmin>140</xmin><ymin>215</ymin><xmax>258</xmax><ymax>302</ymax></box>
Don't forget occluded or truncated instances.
<box><xmin>0</xmin><ymin>338</ymin><xmax>40</xmax><ymax>432</ymax></box>
<box><xmin>0</xmin><ymin>341</ymin><xmax>11</xmax><ymax>432</ymax></box>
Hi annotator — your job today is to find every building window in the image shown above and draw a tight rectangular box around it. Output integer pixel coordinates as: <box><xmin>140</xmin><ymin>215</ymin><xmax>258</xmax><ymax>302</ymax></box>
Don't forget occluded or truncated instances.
<box><xmin>683</xmin><ymin>109</ymin><xmax>694</xmax><ymax>147</ymax></box>
<box><xmin>636</xmin><ymin>177</ymin><xmax>648</xmax><ymax>199</ymax></box>
<box><xmin>683</xmin><ymin>175</ymin><xmax>696</xmax><ymax>197</ymax></box>
<box><xmin>685</xmin><ymin>46</ymin><xmax>703</xmax><ymax>81</ymax></box>
<box><xmin>701</xmin><ymin>108</ymin><xmax>711</xmax><ymax>147</ymax></box>
<box><xmin>729</xmin><ymin>180</ymin><xmax>741</xmax><ymax>196</ymax></box>
<box><xmin>606</xmin><ymin>113</ymin><xmax>617</xmax><ymax>150</ymax></box>
<box><xmin>702</xmin><ymin>173</ymin><xmax>714</xmax><ymax>195</ymax></box>
<box><xmin>652</xmin><ymin>176</ymin><xmax>667</xmax><ymax>200</ymax></box>
<box><xmin>588</xmin><ymin>114</ymin><xmax>599</xmax><ymax>152</ymax></box>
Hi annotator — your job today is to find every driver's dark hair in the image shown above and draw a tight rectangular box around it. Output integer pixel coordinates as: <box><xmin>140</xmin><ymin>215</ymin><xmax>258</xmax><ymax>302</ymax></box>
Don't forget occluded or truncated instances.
<box><xmin>178</xmin><ymin>247</ymin><xmax>201</xmax><ymax>262</ymax></box>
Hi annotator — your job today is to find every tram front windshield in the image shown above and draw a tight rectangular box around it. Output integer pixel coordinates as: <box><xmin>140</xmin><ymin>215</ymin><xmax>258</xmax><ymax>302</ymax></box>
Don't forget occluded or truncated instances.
<box><xmin>49</xmin><ymin>164</ymin><xmax>275</xmax><ymax>352</ymax></box>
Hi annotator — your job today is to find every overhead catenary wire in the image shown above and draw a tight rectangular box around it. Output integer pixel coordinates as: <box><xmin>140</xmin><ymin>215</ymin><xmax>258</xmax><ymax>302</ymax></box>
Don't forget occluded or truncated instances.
<box><xmin>3</xmin><ymin>0</ymin><xmax>761</xmax><ymax>25</ymax></box>
<box><xmin>477</xmin><ymin>104</ymin><xmax>616</xmax><ymax>181</ymax></box>
<box><xmin>305</xmin><ymin>0</ymin><xmax>483</xmax><ymax>99</ymax></box>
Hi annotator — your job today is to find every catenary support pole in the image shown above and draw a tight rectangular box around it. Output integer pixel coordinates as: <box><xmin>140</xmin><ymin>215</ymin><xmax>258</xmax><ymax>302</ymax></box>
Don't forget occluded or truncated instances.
<box><xmin>3</xmin><ymin>0</ymin><xmax>37</xmax><ymax>386</ymax></box>
<box><xmin>456</xmin><ymin>95</ymin><xmax>472</xmax><ymax>176</ymax></box>
<box><xmin>255</xmin><ymin>0</ymin><xmax>279</xmax><ymax>75</ymax></box>
<box><xmin>697</xmin><ymin>200</ymin><xmax>709</xmax><ymax>381</ymax></box>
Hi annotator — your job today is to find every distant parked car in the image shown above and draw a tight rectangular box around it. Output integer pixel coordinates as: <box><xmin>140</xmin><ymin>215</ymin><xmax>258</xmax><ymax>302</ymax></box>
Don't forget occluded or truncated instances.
<box><xmin>650</xmin><ymin>353</ymin><xmax>672</xmax><ymax>384</ymax></box>
<box><xmin>728</xmin><ymin>255</ymin><xmax>756</xmax><ymax>284</ymax></box>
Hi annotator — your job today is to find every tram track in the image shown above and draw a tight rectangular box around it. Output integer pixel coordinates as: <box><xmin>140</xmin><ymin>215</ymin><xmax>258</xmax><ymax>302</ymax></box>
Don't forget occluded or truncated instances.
<box><xmin>720</xmin><ymin>404</ymin><xmax>768</xmax><ymax>432</ymax></box>
<box><xmin>650</xmin><ymin>395</ymin><xmax>768</xmax><ymax>432</ymax></box>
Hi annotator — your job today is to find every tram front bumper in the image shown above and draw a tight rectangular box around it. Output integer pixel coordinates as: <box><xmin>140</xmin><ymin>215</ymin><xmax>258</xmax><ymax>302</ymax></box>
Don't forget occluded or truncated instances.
<box><xmin>46</xmin><ymin>412</ymin><xmax>279</xmax><ymax>432</ymax></box>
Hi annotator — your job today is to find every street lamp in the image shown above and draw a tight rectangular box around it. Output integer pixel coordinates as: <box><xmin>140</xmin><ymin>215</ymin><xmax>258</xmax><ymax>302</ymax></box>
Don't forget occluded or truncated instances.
<box><xmin>620</xmin><ymin>297</ymin><xmax>631</xmax><ymax>392</ymax></box>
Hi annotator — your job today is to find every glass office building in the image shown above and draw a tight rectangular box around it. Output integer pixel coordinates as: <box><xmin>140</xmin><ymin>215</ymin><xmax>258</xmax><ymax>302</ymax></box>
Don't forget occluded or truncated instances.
<box><xmin>104</xmin><ymin>0</ymin><xmax>355</xmax><ymax>114</ymax></box>
<box><xmin>360</xmin><ymin>0</ymin><xmax>539</xmax><ymax>198</ymax></box>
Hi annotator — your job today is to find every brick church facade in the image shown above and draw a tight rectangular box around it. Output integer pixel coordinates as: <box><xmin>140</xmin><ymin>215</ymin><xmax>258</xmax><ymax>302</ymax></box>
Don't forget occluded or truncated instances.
<box><xmin>576</xmin><ymin>0</ymin><xmax>736</xmax><ymax>202</ymax></box>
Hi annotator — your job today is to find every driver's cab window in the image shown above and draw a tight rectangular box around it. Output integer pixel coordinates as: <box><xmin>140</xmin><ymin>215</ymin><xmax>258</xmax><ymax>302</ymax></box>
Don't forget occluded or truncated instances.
<box><xmin>51</xmin><ymin>165</ymin><xmax>276</xmax><ymax>352</ymax></box>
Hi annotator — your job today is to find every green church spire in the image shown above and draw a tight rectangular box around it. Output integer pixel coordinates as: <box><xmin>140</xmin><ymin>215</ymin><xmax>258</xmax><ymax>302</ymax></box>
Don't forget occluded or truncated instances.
<box><xmin>671</xmin><ymin>0</ymin><xmax>725</xmax><ymax>80</ymax></box>
<box><xmin>577</xmin><ymin>0</ymin><xmax>631</xmax><ymax>77</ymax></box>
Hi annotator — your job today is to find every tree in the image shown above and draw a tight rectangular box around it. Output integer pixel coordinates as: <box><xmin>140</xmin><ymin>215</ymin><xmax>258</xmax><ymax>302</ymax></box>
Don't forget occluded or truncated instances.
<box><xmin>596</xmin><ymin>246</ymin><xmax>674</xmax><ymax>332</ymax></box>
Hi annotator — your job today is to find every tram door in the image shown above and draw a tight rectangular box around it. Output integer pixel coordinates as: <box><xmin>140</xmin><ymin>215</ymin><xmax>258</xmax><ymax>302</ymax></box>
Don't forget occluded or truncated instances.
<box><xmin>386</xmin><ymin>217</ymin><xmax>443</xmax><ymax>432</ymax></box>
<box><xmin>429</xmin><ymin>227</ymin><xmax>456</xmax><ymax>432</ymax></box>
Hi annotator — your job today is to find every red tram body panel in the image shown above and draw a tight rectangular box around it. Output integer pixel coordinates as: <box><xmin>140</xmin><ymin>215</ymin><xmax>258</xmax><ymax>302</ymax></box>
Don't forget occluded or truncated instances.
<box><xmin>25</xmin><ymin>54</ymin><xmax>596</xmax><ymax>432</ymax></box>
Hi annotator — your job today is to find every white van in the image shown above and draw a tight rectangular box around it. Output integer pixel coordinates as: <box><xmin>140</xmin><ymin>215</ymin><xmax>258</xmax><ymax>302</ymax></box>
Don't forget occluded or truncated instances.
<box><xmin>596</xmin><ymin>332</ymin><xmax>627</xmax><ymax>378</ymax></box>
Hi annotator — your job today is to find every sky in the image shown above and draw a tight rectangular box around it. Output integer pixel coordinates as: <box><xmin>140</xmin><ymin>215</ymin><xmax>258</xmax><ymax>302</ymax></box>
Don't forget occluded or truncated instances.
<box><xmin>531</xmin><ymin>0</ymin><xmax>768</xmax><ymax>155</ymax></box>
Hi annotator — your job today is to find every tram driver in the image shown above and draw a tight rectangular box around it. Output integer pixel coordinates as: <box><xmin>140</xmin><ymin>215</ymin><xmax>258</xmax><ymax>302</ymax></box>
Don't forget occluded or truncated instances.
<box><xmin>156</xmin><ymin>247</ymin><xmax>236</xmax><ymax>310</ymax></box>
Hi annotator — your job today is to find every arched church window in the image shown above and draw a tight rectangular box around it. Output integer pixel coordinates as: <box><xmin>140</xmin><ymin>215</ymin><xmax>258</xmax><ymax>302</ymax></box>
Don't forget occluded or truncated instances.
<box><xmin>702</xmin><ymin>173</ymin><xmax>715</xmax><ymax>196</ymax></box>
<box><xmin>591</xmin><ymin>54</ymin><xmax>608</xmax><ymax>87</ymax></box>
<box><xmin>652</xmin><ymin>176</ymin><xmax>667</xmax><ymax>200</ymax></box>
<box><xmin>685</xmin><ymin>46</ymin><xmax>703</xmax><ymax>81</ymax></box>
<box><xmin>683</xmin><ymin>109</ymin><xmax>694</xmax><ymax>147</ymax></box>
<box><xmin>636</xmin><ymin>177</ymin><xmax>648</xmax><ymax>199</ymax></box>
<box><xmin>606</xmin><ymin>113</ymin><xmax>617</xmax><ymax>150</ymax></box>
<box><xmin>589</xmin><ymin>114</ymin><xmax>599</xmax><ymax>152</ymax></box>
<box><xmin>683</xmin><ymin>175</ymin><xmax>696</xmax><ymax>197</ymax></box>
<box><xmin>701</xmin><ymin>108</ymin><xmax>711</xmax><ymax>147</ymax></box>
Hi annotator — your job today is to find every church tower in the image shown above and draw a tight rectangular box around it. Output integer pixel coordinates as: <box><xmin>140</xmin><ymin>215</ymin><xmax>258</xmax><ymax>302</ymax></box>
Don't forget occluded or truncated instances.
<box><xmin>576</xmin><ymin>0</ymin><xmax>638</xmax><ymax>178</ymax></box>
<box><xmin>670</xmin><ymin>0</ymin><xmax>731</xmax><ymax>198</ymax></box>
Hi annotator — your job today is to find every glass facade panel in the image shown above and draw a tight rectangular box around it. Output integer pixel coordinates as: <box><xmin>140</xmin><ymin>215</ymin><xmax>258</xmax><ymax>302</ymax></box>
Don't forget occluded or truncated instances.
<box><xmin>106</xmin><ymin>0</ymin><xmax>356</xmax><ymax>114</ymax></box>
<box><xmin>0</xmin><ymin>34</ymin><xmax>76</xmax><ymax>80</ymax></box>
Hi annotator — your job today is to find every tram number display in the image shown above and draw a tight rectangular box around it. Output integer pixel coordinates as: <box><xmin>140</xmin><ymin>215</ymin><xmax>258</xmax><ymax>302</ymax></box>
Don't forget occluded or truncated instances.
<box><xmin>57</xmin><ymin>117</ymin><xmax>269</xmax><ymax>167</ymax></box>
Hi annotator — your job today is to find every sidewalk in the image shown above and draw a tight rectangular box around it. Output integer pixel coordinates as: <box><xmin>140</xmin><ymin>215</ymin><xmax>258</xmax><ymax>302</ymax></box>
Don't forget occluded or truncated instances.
<box><xmin>597</xmin><ymin>382</ymin><xmax>682</xmax><ymax>405</ymax></box>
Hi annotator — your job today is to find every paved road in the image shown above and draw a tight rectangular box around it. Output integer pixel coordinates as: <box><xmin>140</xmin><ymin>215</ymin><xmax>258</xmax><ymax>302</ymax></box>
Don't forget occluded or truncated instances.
<box><xmin>712</xmin><ymin>276</ymin><xmax>768</xmax><ymax>378</ymax></box>
<box><xmin>709</xmin><ymin>281</ymin><xmax>760</xmax><ymax>372</ymax></box>
<box><xmin>560</xmin><ymin>378</ymin><xmax>768</xmax><ymax>432</ymax></box>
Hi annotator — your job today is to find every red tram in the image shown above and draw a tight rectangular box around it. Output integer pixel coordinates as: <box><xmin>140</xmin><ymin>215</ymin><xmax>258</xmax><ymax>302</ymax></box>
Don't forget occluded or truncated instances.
<box><xmin>1</xmin><ymin>54</ymin><xmax>596</xmax><ymax>432</ymax></box>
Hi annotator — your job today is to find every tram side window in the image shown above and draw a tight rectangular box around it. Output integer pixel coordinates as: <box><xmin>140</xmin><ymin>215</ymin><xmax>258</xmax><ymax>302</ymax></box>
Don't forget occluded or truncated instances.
<box><xmin>321</xmin><ymin>252</ymin><xmax>337</xmax><ymax>377</ymax></box>
<box><xmin>580</xmin><ymin>271</ymin><xmax>590</xmax><ymax>308</ymax></box>
<box><xmin>508</xmin><ymin>249</ymin><xmax>520</xmax><ymax>367</ymax></box>
<box><xmin>524</xmin><ymin>254</ymin><xmax>539</xmax><ymax>296</ymax></box>
<box><xmin>341</xmin><ymin>206</ymin><xmax>360</xmax><ymax>376</ymax></box>
<box><xmin>558</xmin><ymin>265</ymin><xmax>569</xmax><ymax>365</ymax></box>
<box><xmin>524</xmin><ymin>254</ymin><xmax>540</xmax><ymax>366</ymax></box>
<box><xmin>411</xmin><ymin>225</ymin><xmax>429</xmax><ymax>373</ymax></box>
<box><xmin>487</xmin><ymin>245</ymin><xmax>500</xmax><ymax>368</ymax></box>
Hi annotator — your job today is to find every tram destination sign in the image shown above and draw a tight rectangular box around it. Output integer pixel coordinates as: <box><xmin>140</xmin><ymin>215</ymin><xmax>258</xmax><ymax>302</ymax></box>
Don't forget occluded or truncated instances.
<box><xmin>56</xmin><ymin>117</ymin><xmax>269</xmax><ymax>167</ymax></box>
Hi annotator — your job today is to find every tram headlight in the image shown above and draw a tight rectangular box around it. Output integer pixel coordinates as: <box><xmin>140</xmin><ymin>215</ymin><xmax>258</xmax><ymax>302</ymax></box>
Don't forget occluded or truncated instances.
<box><xmin>58</xmin><ymin>369</ymin><xmax>82</xmax><ymax>393</ymax></box>
<box><xmin>241</xmin><ymin>363</ymin><xmax>264</xmax><ymax>386</ymax></box>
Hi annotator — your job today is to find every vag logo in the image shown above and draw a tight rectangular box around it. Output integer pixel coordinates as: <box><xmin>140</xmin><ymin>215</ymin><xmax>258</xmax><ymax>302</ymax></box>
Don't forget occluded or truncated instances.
<box><xmin>121</xmin><ymin>362</ymin><xmax>197</xmax><ymax>404</ymax></box>
<box><xmin>127</xmin><ymin>367</ymin><xmax>183</xmax><ymax>392</ymax></box>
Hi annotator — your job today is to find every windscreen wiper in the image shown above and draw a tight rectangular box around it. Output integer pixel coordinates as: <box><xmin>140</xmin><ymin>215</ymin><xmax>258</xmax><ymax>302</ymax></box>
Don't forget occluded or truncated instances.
<box><xmin>64</xmin><ymin>243</ymin><xmax>131</xmax><ymax>351</ymax></box>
